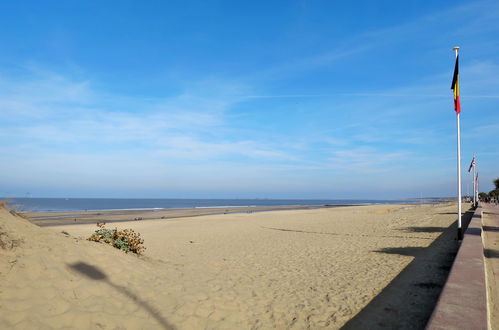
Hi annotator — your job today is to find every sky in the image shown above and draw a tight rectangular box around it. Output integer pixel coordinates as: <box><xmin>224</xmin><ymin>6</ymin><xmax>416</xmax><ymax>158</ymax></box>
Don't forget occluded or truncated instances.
<box><xmin>0</xmin><ymin>0</ymin><xmax>498</xmax><ymax>199</ymax></box>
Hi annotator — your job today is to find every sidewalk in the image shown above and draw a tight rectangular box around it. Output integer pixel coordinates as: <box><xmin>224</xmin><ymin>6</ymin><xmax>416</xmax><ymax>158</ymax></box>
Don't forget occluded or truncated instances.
<box><xmin>426</xmin><ymin>206</ymin><xmax>487</xmax><ymax>330</ymax></box>
<box><xmin>482</xmin><ymin>203</ymin><xmax>499</xmax><ymax>330</ymax></box>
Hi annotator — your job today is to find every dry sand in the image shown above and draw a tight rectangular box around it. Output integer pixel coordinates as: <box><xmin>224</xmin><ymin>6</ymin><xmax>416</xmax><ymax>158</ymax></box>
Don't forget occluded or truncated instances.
<box><xmin>1</xmin><ymin>203</ymin><xmax>463</xmax><ymax>329</ymax></box>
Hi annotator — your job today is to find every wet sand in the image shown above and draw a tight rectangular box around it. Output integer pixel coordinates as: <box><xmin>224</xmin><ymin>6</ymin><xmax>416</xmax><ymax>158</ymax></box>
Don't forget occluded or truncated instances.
<box><xmin>22</xmin><ymin>205</ymin><xmax>329</xmax><ymax>227</ymax></box>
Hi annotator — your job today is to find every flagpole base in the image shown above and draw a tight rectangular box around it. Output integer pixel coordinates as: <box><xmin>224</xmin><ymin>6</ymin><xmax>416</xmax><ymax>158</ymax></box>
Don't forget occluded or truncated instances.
<box><xmin>457</xmin><ymin>227</ymin><xmax>463</xmax><ymax>241</ymax></box>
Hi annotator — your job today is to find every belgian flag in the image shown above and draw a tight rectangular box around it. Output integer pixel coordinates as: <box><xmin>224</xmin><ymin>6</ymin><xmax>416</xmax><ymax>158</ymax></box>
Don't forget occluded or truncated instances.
<box><xmin>451</xmin><ymin>55</ymin><xmax>461</xmax><ymax>114</ymax></box>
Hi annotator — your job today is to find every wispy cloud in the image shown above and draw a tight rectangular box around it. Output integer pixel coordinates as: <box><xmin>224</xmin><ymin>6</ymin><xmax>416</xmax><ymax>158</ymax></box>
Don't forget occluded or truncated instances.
<box><xmin>0</xmin><ymin>67</ymin><xmax>300</xmax><ymax>164</ymax></box>
<box><xmin>247</xmin><ymin>45</ymin><xmax>369</xmax><ymax>82</ymax></box>
<box><xmin>326</xmin><ymin>147</ymin><xmax>411</xmax><ymax>172</ymax></box>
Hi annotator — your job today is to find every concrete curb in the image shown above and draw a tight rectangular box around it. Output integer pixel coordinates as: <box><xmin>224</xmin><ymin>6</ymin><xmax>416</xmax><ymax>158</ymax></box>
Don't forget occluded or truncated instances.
<box><xmin>426</xmin><ymin>206</ymin><xmax>488</xmax><ymax>330</ymax></box>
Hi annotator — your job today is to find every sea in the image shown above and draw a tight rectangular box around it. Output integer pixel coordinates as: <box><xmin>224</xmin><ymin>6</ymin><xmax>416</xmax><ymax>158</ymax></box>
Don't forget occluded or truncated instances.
<box><xmin>2</xmin><ymin>197</ymin><xmax>440</xmax><ymax>212</ymax></box>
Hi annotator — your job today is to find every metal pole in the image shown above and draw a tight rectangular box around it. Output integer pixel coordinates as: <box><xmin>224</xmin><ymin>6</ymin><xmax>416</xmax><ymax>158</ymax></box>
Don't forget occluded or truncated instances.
<box><xmin>473</xmin><ymin>152</ymin><xmax>476</xmax><ymax>207</ymax></box>
<box><xmin>457</xmin><ymin>113</ymin><xmax>463</xmax><ymax>240</ymax></box>
<box><xmin>476</xmin><ymin>171</ymin><xmax>479</xmax><ymax>204</ymax></box>
<box><xmin>453</xmin><ymin>46</ymin><xmax>463</xmax><ymax>241</ymax></box>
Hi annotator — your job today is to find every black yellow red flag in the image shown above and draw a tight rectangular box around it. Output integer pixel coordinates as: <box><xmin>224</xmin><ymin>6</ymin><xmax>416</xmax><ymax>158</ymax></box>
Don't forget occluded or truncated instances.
<box><xmin>451</xmin><ymin>55</ymin><xmax>461</xmax><ymax>114</ymax></box>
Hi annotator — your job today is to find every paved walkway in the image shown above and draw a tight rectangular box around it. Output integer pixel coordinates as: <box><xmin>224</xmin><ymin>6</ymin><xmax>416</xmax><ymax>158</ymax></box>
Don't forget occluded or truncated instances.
<box><xmin>427</xmin><ymin>203</ymin><xmax>499</xmax><ymax>330</ymax></box>
<box><xmin>426</xmin><ymin>206</ymin><xmax>488</xmax><ymax>330</ymax></box>
<box><xmin>482</xmin><ymin>203</ymin><xmax>499</xmax><ymax>330</ymax></box>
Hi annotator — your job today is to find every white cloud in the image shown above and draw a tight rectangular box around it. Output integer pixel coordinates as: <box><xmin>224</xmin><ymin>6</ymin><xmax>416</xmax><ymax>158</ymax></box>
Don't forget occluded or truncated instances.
<box><xmin>0</xmin><ymin>67</ymin><xmax>300</xmax><ymax>166</ymax></box>
<box><xmin>325</xmin><ymin>147</ymin><xmax>411</xmax><ymax>173</ymax></box>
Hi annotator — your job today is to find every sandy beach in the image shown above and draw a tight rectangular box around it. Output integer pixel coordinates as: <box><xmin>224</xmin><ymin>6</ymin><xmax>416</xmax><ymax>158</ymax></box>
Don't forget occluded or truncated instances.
<box><xmin>0</xmin><ymin>202</ymin><xmax>464</xmax><ymax>329</ymax></box>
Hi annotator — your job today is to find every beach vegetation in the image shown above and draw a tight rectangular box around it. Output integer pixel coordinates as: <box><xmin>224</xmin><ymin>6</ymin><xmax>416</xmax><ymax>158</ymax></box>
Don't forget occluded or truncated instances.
<box><xmin>489</xmin><ymin>177</ymin><xmax>499</xmax><ymax>199</ymax></box>
<box><xmin>478</xmin><ymin>177</ymin><xmax>499</xmax><ymax>201</ymax></box>
<box><xmin>88</xmin><ymin>223</ymin><xmax>145</xmax><ymax>254</ymax></box>
<box><xmin>1</xmin><ymin>200</ymin><xmax>30</xmax><ymax>220</ymax></box>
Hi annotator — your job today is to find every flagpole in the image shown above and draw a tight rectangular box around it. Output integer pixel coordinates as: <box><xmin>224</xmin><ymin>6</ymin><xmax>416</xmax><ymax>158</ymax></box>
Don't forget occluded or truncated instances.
<box><xmin>453</xmin><ymin>46</ymin><xmax>463</xmax><ymax>241</ymax></box>
<box><xmin>473</xmin><ymin>152</ymin><xmax>477</xmax><ymax>207</ymax></box>
<box><xmin>475</xmin><ymin>172</ymin><xmax>479</xmax><ymax>204</ymax></box>
<box><xmin>476</xmin><ymin>173</ymin><xmax>479</xmax><ymax>203</ymax></box>
<box><xmin>475</xmin><ymin>158</ymin><xmax>479</xmax><ymax>206</ymax></box>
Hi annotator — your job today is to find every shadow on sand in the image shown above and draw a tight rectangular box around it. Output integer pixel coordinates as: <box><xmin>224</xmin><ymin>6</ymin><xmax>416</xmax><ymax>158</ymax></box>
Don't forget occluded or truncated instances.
<box><xmin>340</xmin><ymin>209</ymin><xmax>474</xmax><ymax>330</ymax></box>
<box><xmin>483</xmin><ymin>225</ymin><xmax>499</xmax><ymax>232</ymax></box>
<box><xmin>374</xmin><ymin>246</ymin><xmax>426</xmax><ymax>257</ymax></box>
<box><xmin>400</xmin><ymin>226</ymin><xmax>447</xmax><ymax>233</ymax></box>
<box><xmin>484</xmin><ymin>248</ymin><xmax>499</xmax><ymax>259</ymax></box>
<box><xmin>262</xmin><ymin>226</ymin><xmax>434</xmax><ymax>241</ymax></box>
<box><xmin>68</xmin><ymin>262</ymin><xmax>175</xmax><ymax>330</ymax></box>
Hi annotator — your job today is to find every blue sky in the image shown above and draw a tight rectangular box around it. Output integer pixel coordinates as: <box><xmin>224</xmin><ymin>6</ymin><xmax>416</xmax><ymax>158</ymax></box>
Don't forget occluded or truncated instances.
<box><xmin>1</xmin><ymin>0</ymin><xmax>498</xmax><ymax>199</ymax></box>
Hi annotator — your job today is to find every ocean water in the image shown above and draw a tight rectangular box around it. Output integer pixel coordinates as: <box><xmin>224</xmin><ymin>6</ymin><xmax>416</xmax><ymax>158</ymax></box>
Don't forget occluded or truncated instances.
<box><xmin>2</xmin><ymin>197</ymin><xmax>431</xmax><ymax>212</ymax></box>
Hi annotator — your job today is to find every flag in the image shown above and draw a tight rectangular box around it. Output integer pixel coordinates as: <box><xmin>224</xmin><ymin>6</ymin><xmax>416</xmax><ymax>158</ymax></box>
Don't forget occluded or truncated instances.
<box><xmin>451</xmin><ymin>55</ymin><xmax>461</xmax><ymax>114</ymax></box>
<box><xmin>468</xmin><ymin>157</ymin><xmax>475</xmax><ymax>172</ymax></box>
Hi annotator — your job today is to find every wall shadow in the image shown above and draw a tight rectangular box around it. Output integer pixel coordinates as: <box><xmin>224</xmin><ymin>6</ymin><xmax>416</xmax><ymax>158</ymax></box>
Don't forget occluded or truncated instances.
<box><xmin>68</xmin><ymin>262</ymin><xmax>175</xmax><ymax>330</ymax></box>
<box><xmin>437</xmin><ymin>210</ymin><xmax>476</xmax><ymax>217</ymax></box>
<box><xmin>484</xmin><ymin>248</ymin><xmax>499</xmax><ymax>259</ymax></box>
<box><xmin>262</xmin><ymin>226</ymin><xmax>341</xmax><ymax>236</ymax></box>
<box><xmin>402</xmin><ymin>210</ymin><xmax>474</xmax><ymax>235</ymax></box>
<box><xmin>374</xmin><ymin>247</ymin><xmax>426</xmax><ymax>257</ymax></box>
<box><xmin>466</xmin><ymin>227</ymin><xmax>482</xmax><ymax>236</ymax></box>
<box><xmin>400</xmin><ymin>226</ymin><xmax>446</xmax><ymax>233</ymax></box>
<box><xmin>262</xmin><ymin>226</ymin><xmax>433</xmax><ymax>241</ymax></box>
<box><xmin>483</xmin><ymin>225</ymin><xmax>499</xmax><ymax>232</ymax></box>
<box><xmin>340</xmin><ymin>209</ymin><xmax>474</xmax><ymax>330</ymax></box>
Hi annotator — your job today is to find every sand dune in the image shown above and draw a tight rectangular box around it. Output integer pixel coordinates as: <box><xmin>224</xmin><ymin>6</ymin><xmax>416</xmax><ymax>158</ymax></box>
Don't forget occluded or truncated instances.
<box><xmin>1</xmin><ymin>203</ymin><xmax>463</xmax><ymax>329</ymax></box>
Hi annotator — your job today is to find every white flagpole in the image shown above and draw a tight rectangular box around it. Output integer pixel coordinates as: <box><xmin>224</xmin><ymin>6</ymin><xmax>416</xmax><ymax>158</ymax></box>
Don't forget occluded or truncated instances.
<box><xmin>473</xmin><ymin>152</ymin><xmax>477</xmax><ymax>207</ymax></box>
<box><xmin>453</xmin><ymin>46</ymin><xmax>463</xmax><ymax>241</ymax></box>
<box><xmin>476</xmin><ymin>172</ymin><xmax>479</xmax><ymax>204</ymax></box>
<box><xmin>471</xmin><ymin>153</ymin><xmax>476</xmax><ymax>207</ymax></box>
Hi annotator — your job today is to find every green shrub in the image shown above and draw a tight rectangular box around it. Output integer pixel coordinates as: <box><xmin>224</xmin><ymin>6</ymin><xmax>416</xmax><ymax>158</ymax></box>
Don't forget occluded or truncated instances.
<box><xmin>88</xmin><ymin>223</ymin><xmax>145</xmax><ymax>254</ymax></box>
